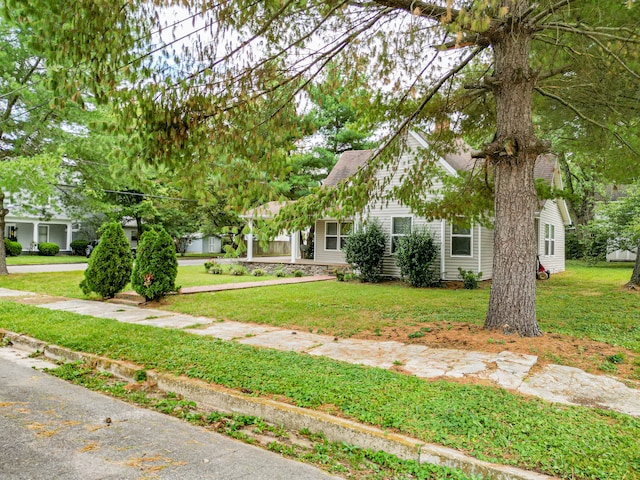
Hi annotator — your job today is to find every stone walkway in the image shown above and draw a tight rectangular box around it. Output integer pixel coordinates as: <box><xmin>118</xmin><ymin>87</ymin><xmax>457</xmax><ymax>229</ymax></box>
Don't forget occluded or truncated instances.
<box><xmin>1</xmin><ymin>287</ymin><xmax>638</xmax><ymax>418</ymax></box>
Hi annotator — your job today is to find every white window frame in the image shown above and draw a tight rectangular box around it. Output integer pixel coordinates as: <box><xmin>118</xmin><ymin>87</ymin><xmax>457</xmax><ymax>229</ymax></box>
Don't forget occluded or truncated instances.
<box><xmin>324</xmin><ymin>221</ymin><xmax>352</xmax><ymax>251</ymax></box>
<box><xmin>544</xmin><ymin>223</ymin><xmax>555</xmax><ymax>256</ymax></box>
<box><xmin>391</xmin><ymin>216</ymin><xmax>412</xmax><ymax>253</ymax></box>
<box><xmin>451</xmin><ymin>223</ymin><xmax>473</xmax><ymax>257</ymax></box>
<box><xmin>208</xmin><ymin>236</ymin><xmax>216</xmax><ymax>253</ymax></box>
<box><xmin>38</xmin><ymin>225</ymin><xmax>49</xmax><ymax>244</ymax></box>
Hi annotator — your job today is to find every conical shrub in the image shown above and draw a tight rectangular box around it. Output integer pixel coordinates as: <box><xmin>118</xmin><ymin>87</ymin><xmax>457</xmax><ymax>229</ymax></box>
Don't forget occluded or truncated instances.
<box><xmin>131</xmin><ymin>227</ymin><xmax>178</xmax><ymax>301</ymax></box>
<box><xmin>80</xmin><ymin>222</ymin><xmax>133</xmax><ymax>298</ymax></box>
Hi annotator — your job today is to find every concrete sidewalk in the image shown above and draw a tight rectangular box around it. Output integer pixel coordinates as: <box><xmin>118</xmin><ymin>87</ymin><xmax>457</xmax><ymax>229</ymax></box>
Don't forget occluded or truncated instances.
<box><xmin>1</xmin><ymin>287</ymin><xmax>637</xmax><ymax>418</ymax></box>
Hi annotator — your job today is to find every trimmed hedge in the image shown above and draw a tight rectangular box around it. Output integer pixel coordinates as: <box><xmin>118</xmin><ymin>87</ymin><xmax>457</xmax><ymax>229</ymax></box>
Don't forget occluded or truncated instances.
<box><xmin>343</xmin><ymin>221</ymin><xmax>386</xmax><ymax>283</ymax></box>
<box><xmin>70</xmin><ymin>239</ymin><xmax>89</xmax><ymax>256</ymax></box>
<box><xmin>80</xmin><ymin>222</ymin><xmax>133</xmax><ymax>299</ymax></box>
<box><xmin>394</xmin><ymin>230</ymin><xmax>440</xmax><ymax>287</ymax></box>
<box><xmin>4</xmin><ymin>238</ymin><xmax>22</xmax><ymax>256</ymax></box>
<box><xmin>37</xmin><ymin>242</ymin><xmax>60</xmax><ymax>256</ymax></box>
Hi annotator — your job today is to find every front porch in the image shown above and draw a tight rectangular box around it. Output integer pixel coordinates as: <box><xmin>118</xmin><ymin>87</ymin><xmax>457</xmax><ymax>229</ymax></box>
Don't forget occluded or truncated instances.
<box><xmin>5</xmin><ymin>218</ymin><xmax>73</xmax><ymax>253</ymax></box>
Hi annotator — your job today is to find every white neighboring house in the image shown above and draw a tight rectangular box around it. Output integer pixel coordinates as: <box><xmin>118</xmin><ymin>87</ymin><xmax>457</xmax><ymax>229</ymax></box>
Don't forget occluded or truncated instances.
<box><xmin>4</xmin><ymin>191</ymin><xmax>73</xmax><ymax>253</ymax></box>
<box><xmin>314</xmin><ymin>130</ymin><xmax>572</xmax><ymax>280</ymax></box>
<box><xmin>607</xmin><ymin>248</ymin><xmax>637</xmax><ymax>262</ymax></box>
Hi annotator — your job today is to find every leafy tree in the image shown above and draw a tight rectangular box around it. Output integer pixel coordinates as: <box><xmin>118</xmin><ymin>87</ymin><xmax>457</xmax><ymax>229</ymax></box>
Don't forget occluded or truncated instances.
<box><xmin>131</xmin><ymin>227</ymin><xmax>178</xmax><ymax>301</ymax></box>
<box><xmin>16</xmin><ymin>1</ymin><xmax>640</xmax><ymax>336</ymax></box>
<box><xmin>80</xmin><ymin>222</ymin><xmax>133</xmax><ymax>298</ymax></box>
<box><xmin>591</xmin><ymin>185</ymin><xmax>640</xmax><ymax>286</ymax></box>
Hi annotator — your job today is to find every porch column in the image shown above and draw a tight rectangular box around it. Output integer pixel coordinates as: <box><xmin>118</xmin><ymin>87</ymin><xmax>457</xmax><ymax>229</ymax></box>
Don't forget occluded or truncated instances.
<box><xmin>246</xmin><ymin>222</ymin><xmax>253</xmax><ymax>261</ymax></box>
<box><xmin>290</xmin><ymin>231</ymin><xmax>298</xmax><ymax>264</ymax></box>
<box><xmin>66</xmin><ymin>222</ymin><xmax>73</xmax><ymax>251</ymax></box>
<box><xmin>32</xmin><ymin>222</ymin><xmax>39</xmax><ymax>248</ymax></box>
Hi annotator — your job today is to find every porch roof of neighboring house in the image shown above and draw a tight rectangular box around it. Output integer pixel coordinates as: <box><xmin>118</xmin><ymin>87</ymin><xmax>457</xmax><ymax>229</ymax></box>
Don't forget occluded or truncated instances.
<box><xmin>242</xmin><ymin>200</ymin><xmax>294</xmax><ymax>219</ymax></box>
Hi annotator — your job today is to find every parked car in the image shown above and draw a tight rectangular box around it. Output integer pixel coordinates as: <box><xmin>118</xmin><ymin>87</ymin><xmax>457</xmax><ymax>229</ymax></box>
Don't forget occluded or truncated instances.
<box><xmin>86</xmin><ymin>239</ymin><xmax>136</xmax><ymax>259</ymax></box>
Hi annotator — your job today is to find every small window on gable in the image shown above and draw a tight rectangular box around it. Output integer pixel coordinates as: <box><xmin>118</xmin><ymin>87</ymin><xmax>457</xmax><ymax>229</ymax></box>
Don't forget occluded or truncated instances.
<box><xmin>451</xmin><ymin>223</ymin><xmax>472</xmax><ymax>257</ymax></box>
<box><xmin>544</xmin><ymin>223</ymin><xmax>555</xmax><ymax>256</ymax></box>
<box><xmin>325</xmin><ymin>221</ymin><xmax>352</xmax><ymax>251</ymax></box>
<box><xmin>391</xmin><ymin>217</ymin><xmax>412</xmax><ymax>253</ymax></box>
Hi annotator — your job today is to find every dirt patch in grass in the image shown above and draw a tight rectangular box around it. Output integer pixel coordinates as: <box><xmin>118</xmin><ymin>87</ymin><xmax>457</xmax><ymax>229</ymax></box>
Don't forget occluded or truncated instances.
<box><xmin>353</xmin><ymin>321</ymin><xmax>640</xmax><ymax>384</ymax></box>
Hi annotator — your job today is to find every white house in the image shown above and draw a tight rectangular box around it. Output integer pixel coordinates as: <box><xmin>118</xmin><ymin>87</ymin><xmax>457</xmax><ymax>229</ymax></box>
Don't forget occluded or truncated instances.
<box><xmin>4</xmin><ymin>192</ymin><xmax>73</xmax><ymax>253</ymax></box>
<box><xmin>313</xmin><ymin>131</ymin><xmax>572</xmax><ymax>280</ymax></box>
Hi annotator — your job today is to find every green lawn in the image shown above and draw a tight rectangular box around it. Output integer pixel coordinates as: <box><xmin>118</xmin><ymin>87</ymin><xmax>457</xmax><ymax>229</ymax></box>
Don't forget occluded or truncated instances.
<box><xmin>1</xmin><ymin>261</ymin><xmax>638</xmax><ymax>353</ymax></box>
<box><xmin>5</xmin><ymin>255</ymin><xmax>89</xmax><ymax>265</ymax></box>
<box><xmin>0</xmin><ymin>265</ymin><xmax>278</xmax><ymax>298</ymax></box>
<box><xmin>0</xmin><ymin>302</ymin><xmax>637</xmax><ymax>480</ymax></box>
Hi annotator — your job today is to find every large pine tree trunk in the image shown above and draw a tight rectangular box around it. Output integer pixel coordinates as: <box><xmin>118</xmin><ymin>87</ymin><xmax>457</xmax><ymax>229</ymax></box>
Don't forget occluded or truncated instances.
<box><xmin>0</xmin><ymin>193</ymin><xmax>9</xmax><ymax>276</ymax></box>
<box><xmin>483</xmin><ymin>6</ymin><xmax>544</xmax><ymax>336</ymax></box>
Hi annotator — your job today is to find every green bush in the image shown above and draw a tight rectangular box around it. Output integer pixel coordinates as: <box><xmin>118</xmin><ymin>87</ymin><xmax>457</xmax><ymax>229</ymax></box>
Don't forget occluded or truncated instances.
<box><xmin>4</xmin><ymin>238</ymin><xmax>22</xmax><ymax>256</ymax></box>
<box><xmin>230</xmin><ymin>264</ymin><xmax>247</xmax><ymax>276</ymax></box>
<box><xmin>131</xmin><ymin>228</ymin><xmax>178</xmax><ymax>301</ymax></box>
<box><xmin>458</xmin><ymin>268</ymin><xmax>482</xmax><ymax>290</ymax></box>
<box><xmin>274</xmin><ymin>266</ymin><xmax>287</xmax><ymax>277</ymax></box>
<box><xmin>205</xmin><ymin>260</ymin><xmax>225</xmax><ymax>274</ymax></box>
<box><xmin>70</xmin><ymin>239</ymin><xmax>89</xmax><ymax>256</ymax></box>
<box><xmin>252</xmin><ymin>268</ymin><xmax>266</xmax><ymax>277</ymax></box>
<box><xmin>394</xmin><ymin>230</ymin><xmax>440</xmax><ymax>287</ymax></box>
<box><xmin>293</xmin><ymin>269</ymin><xmax>303</xmax><ymax>277</ymax></box>
<box><xmin>80</xmin><ymin>222</ymin><xmax>133</xmax><ymax>299</ymax></box>
<box><xmin>343</xmin><ymin>221</ymin><xmax>386</xmax><ymax>283</ymax></box>
<box><xmin>37</xmin><ymin>242</ymin><xmax>60</xmax><ymax>256</ymax></box>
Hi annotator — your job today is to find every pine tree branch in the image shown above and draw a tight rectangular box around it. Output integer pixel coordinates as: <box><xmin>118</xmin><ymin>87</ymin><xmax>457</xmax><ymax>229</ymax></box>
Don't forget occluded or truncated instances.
<box><xmin>535</xmin><ymin>87</ymin><xmax>640</xmax><ymax>157</ymax></box>
<box><xmin>527</xmin><ymin>0</ymin><xmax>572</xmax><ymax>25</ymax></box>
<box><xmin>368</xmin><ymin>45</ymin><xmax>487</xmax><ymax>163</ymax></box>
<box><xmin>371</xmin><ymin>0</ymin><xmax>459</xmax><ymax>22</ymax></box>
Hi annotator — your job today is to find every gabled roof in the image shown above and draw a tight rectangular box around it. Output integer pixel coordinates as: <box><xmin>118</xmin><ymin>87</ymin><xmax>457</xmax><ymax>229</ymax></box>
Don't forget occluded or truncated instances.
<box><xmin>322</xmin><ymin>131</ymin><xmax>572</xmax><ymax>225</ymax></box>
<box><xmin>322</xmin><ymin>150</ymin><xmax>372</xmax><ymax>187</ymax></box>
<box><xmin>534</xmin><ymin>154</ymin><xmax>572</xmax><ymax>225</ymax></box>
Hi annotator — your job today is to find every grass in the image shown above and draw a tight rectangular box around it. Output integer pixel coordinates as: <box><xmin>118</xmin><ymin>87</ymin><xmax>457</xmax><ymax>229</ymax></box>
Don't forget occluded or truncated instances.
<box><xmin>5</xmin><ymin>255</ymin><xmax>88</xmax><ymax>265</ymax></box>
<box><xmin>0</xmin><ymin>265</ymin><xmax>279</xmax><ymax>298</ymax></box>
<box><xmin>47</xmin><ymin>363</ymin><xmax>479</xmax><ymax>479</ymax></box>
<box><xmin>0</xmin><ymin>302</ymin><xmax>638</xmax><ymax>480</ymax></box>
<box><xmin>1</xmin><ymin>260</ymin><xmax>638</xmax><ymax>352</ymax></box>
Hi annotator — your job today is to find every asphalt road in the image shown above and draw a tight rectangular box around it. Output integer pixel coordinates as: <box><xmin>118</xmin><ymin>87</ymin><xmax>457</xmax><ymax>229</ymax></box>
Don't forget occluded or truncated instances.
<box><xmin>7</xmin><ymin>257</ymin><xmax>208</xmax><ymax>274</ymax></box>
<box><xmin>0</xmin><ymin>348</ymin><xmax>337</xmax><ymax>480</ymax></box>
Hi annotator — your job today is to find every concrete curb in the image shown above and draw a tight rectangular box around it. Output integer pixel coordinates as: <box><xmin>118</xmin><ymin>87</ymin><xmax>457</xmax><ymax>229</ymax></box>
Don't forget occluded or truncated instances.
<box><xmin>1</xmin><ymin>329</ymin><xmax>556</xmax><ymax>480</ymax></box>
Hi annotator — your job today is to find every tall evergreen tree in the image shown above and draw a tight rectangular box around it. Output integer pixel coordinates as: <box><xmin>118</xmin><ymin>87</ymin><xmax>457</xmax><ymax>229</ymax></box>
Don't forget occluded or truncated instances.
<box><xmin>12</xmin><ymin>1</ymin><xmax>640</xmax><ymax>335</ymax></box>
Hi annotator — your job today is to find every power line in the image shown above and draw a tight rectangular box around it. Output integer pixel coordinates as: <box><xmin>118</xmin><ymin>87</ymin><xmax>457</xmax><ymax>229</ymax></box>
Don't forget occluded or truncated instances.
<box><xmin>55</xmin><ymin>183</ymin><xmax>198</xmax><ymax>202</ymax></box>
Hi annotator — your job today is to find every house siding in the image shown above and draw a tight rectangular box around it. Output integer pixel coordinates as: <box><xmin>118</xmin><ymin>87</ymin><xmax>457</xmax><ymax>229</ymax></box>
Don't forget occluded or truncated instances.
<box><xmin>537</xmin><ymin>200</ymin><xmax>566</xmax><ymax>273</ymax></box>
<box><xmin>314</xmin><ymin>220</ymin><xmax>348</xmax><ymax>264</ymax></box>
<box><xmin>441</xmin><ymin>222</ymin><xmax>491</xmax><ymax>281</ymax></box>
<box><xmin>480</xmin><ymin>225</ymin><xmax>494</xmax><ymax>280</ymax></box>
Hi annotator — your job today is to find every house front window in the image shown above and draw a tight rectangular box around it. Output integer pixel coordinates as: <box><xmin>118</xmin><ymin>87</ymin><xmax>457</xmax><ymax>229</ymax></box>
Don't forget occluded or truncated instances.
<box><xmin>325</xmin><ymin>221</ymin><xmax>352</xmax><ymax>251</ymax></box>
<box><xmin>451</xmin><ymin>223</ymin><xmax>472</xmax><ymax>256</ymax></box>
<box><xmin>544</xmin><ymin>223</ymin><xmax>555</xmax><ymax>256</ymax></box>
<box><xmin>391</xmin><ymin>217</ymin><xmax>412</xmax><ymax>253</ymax></box>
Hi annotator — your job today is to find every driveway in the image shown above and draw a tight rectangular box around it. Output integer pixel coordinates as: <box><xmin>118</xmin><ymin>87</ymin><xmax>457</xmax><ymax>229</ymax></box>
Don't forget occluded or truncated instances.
<box><xmin>0</xmin><ymin>348</ymin><xmax>337</xmax><ymax>480</ymax></box>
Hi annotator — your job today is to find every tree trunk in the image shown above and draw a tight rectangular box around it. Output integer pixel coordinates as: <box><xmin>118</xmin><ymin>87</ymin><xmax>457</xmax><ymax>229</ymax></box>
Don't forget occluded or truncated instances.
<box><xmin>483</xmin><ymin>8</ymin><xmax>544</xmax><ymax>336</ymax></box>
<box><xmin>629</xmin><ymin>239</ymin><xmax>640</xmax><ymax>287</ymax></box>
<box><xmin>0</xmin><ymin>192</ymin><xmax>9</xmax><ymax>275</ymax></box>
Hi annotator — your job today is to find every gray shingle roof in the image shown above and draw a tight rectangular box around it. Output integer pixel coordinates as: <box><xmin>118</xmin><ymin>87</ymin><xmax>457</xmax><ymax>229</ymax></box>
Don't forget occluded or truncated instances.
<box><xmin>322</xmin><ymin>150</ymin><xmax>372</xmax><ymax>187</ymax></box>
